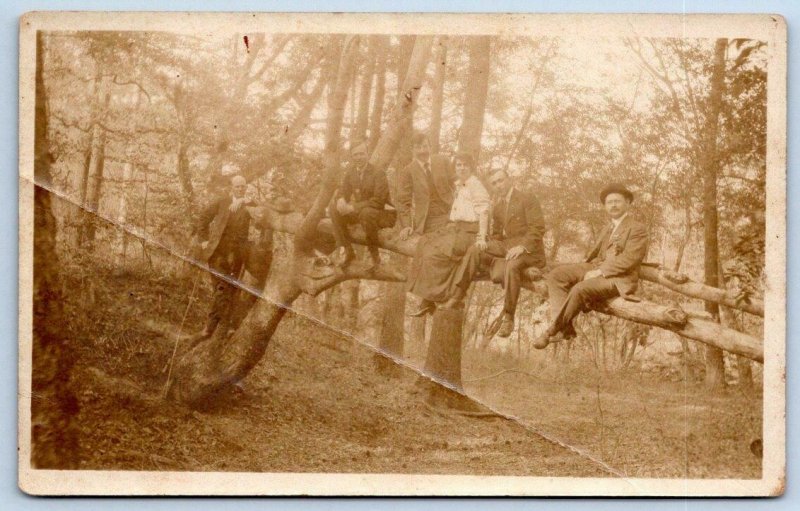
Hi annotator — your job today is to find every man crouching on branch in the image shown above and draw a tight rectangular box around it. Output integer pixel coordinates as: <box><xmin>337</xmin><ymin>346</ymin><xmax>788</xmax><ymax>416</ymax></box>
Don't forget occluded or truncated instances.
<box><xmin>535</xmin><ymin>183</ymin><xmax>649</xmax><ymax>349</ymax></box>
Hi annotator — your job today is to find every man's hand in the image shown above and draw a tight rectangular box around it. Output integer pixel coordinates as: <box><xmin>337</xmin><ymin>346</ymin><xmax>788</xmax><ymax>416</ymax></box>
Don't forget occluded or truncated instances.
<box><xmin>336</xmin><ymin>197</ymin><xmax>353</xmax><ymax>215</ymax></box>
<box><xmin>583</xmin><ymin>268</ymin><xmax>603</xmax><ymax>281</ymax></box>
<box><xmin>201</xmin><ymin>241</ymin><xmax>209</xmax><ymax>250</ymax></box>
<box><xmin>398</xmin><ymin>226</ymin><xmax>413</xmax><ymax>240</ymax></box>
<box><xmin>505</xmin><ymin>245</ymin><xmax>526</xmax><ymax>260</ymax></box>
<box><xmin>475</xmin><ymin>237</ymin><xmax>488</xmax><ymax>252</ymax></box>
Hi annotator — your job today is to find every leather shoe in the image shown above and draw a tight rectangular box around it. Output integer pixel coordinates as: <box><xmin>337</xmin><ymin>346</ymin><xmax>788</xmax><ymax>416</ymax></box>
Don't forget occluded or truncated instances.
<box><xmin>496</xmin><ymin>315</ymin><xmax>514</xmax><ymax>338</ymax></box>
<box><xmin>408</xmin><ymin>300</ymin><xmax>436</xmax><ymax>317</ymax></box>
<box><xmin>533</xmin><ymin>329</ymin><xmax>555</xmax><ymax>349</ymax></box>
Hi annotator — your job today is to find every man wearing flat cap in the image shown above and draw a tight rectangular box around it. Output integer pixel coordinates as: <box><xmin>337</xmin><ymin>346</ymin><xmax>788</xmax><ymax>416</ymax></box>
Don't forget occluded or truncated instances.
<box><xmin>535</xmin><ymin>183</ymin><xmax>649</xmax><ymax>349</ymax></box>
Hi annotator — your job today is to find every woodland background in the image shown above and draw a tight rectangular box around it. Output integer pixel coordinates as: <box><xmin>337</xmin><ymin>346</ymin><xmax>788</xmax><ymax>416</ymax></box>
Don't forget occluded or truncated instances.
<box><xmin>30</xmin><ymin>31</ymin><xmax>767</xmax><ymax>478</ymax></box>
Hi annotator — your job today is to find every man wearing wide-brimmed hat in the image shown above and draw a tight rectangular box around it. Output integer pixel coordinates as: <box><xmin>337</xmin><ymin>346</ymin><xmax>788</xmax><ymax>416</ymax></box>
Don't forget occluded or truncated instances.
<box><xmin>534</xmin><ymin>183</ymin><xmax>649</xmax><ymax>349</ymax></box>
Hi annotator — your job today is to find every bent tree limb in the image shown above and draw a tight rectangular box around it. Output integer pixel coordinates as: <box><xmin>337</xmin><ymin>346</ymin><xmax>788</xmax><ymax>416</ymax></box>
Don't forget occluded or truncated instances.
<box><xmin>167</xmin><ymin>36</ymin><xmax>435</xmax><ymax>407</ymax></box>
<box><xmin>639</xmin><ymin>265</ymin><xmax>763</xmax><ymax>317</ymax></box>
<box><xmin>262</xmin><ymin>210</ymin><xmax>764</xmax><ymax>363</ymax></box>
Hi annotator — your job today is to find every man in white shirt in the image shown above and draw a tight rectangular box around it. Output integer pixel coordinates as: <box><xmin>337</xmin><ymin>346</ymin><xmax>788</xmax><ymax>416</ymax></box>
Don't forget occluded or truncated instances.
<box><xmin>535</xmin><ymin>183</ymin><xmax>649</xmax><ymax>349</ymax></box>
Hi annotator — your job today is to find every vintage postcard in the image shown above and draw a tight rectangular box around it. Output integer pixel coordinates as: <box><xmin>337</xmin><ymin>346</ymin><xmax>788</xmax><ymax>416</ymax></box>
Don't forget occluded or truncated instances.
<box><xmin>18</xmin><ymin>11</ymin><xmax>786</xmax><ymax>495</ymax></box>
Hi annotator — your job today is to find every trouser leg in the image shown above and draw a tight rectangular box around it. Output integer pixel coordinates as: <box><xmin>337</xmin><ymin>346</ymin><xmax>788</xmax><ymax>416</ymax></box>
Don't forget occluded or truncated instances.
<box><xmin>206</xmin><ymin>251</ymin><xmax>243</xmax><ymax>335</ymax></box>
<box><xmin>357</xmin><ymin>207</ymin><xmax>381</xmax><ymax>259</ymax></box>
<box><xmin>549</xmin><ymin>276</ymin><xmax>619</xmax><ymax>335</ymax></box>
<box><xmin>502</xmin><ymin>256</ymin><xmax>535</xmax><ymax>317</ymax></box>
<box><xmin>328</xmin><ymin>200</ymin><xmax>354</xmax><ymax>256</ymax></box>
<box><xmin>544</xmin><ymin>262</ymin><xmax>594</xmax><ymax>324</ymax></box>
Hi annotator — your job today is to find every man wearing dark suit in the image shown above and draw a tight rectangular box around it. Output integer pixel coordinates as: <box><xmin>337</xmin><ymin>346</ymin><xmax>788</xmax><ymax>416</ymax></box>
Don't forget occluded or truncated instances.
<box><xmin>447</xmin><ymin>169</ymin><xmax>547</xmax><ymax>337</ymax></box>
<box><xmin>397</xmin><ymin>133</ymin><xmax>456</xmax><ymax>317</ymax></box>
<box><xmin>329</xmin><ymin>141</ymin><xmax>395</xmax><ymax>268</ymax></box>
<box><xmin>194</xmin><ymin>175</ymin><xmax>255</xmax><ymax>339</ymax></box>
<box><xmin>535</xmin><ymin>183</ymin><xmax>649</xmax><ymax>349</ymax></box>
<box><xmin>396</xmin><ymin>133</ymin><xmax>455</xmax><ymax>238</ymax></box>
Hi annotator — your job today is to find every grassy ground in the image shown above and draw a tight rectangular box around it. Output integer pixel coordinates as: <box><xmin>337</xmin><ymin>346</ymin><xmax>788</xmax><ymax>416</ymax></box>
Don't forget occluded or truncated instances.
<box><xmin>55</xmin><ymin>252</ymin><xmax>762</xmax><ymax>479</ymax></box>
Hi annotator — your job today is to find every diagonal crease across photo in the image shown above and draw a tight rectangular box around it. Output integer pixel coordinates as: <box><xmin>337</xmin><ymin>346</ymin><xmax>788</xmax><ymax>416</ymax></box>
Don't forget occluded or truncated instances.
<box><xmin>18</xmin><ymin>11</ymin><xmax>785</xmax><ymax>496</ymax></box>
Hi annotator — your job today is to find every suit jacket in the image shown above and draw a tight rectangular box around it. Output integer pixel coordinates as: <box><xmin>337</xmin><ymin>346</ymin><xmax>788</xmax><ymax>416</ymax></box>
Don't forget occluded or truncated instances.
<box><xmin>338</xmin><ymin>162</ymin><xmax>390</xmax><ymax>213</ymax></box>
<box><xmin>491</xmin><ymin>188</ymin><xmax>547</xmax><ymax>268</ymax></box>
<box><xmin>195</xmin><ymin>195</ymin><xmax>253</xmax><ymax>262</ymax></box>
<box><xmin>395</xmin><ymin>153</ymin><xmax>455</xmax><ymax>234</ymax></box>
<box><xmin>585</xmin><ymin>215</ymin><xmax>649</xmax><ymax>296</ymax></box>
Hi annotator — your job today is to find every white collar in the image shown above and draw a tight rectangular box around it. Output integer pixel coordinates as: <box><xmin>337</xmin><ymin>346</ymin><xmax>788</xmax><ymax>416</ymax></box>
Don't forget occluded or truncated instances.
<box><xmin>611</xmin><ymin>213</ymin><xmax>628</xmax><ymax>229</ymax></box>
<box><xmin>455</xmin><ymin>174</ymin><xmax>476</xmax><ymax>187</ymax></box>
<box><xmin>504</xmin><ymin>186</ymin><xmax>515</xmax><ymax>202</ymax></box>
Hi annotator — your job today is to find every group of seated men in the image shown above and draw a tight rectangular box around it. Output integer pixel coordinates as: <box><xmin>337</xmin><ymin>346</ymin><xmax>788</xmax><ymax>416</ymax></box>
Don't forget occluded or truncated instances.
<box><xmin>323</xmin><ymin>133</ymin><xmax>650</xmax><ymax>347</ymax></box>
<box><xmin>193</xmin><ymin>133</ymin><xmax>649</xmax><ymax>349</ymax></box>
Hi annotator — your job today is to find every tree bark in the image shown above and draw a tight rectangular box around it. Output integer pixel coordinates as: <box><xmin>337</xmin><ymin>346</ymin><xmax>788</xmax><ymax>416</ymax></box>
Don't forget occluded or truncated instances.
<box><xmin>639</xmin><ymin>265</ymin><xmax>763</xmax><ymax>316</ymax></box>
<box><xmin>32</xmin><ymin>30</ymin><xmax>79</xmax><ymax>468</ymax></box>
<box><xmin>175</xmin><ymin>137</ymin><xmax>195</xmax><ymax>207</ymax></box>
<box><xmin>82</xmin><ymin>76</ymin><xmax>110</xmax><ymax>243</ymax></box>
<box><xmin>264</xmin><ymin>209</ymin><xmax>764</xmax><ymax>362</ymax></box>
<box><xmin>701</xmin><ymin>38</ymin><xmax>728</xmax><ymax>390</ymax></box>
<box><xmin>429</xmin><ymin>36</ymin><xmax>448</xmax><ymax>153</ymax></box>
<box><xmin>168</xmin><ymin>36</ymin><xmax>441</xmax><ymax>406</ymax></box>
<box><xmin>368</xmin><ymin>36</ymin><xmax>434</xmax><ymax>172</ymax></box>
<box><xmin>167</xmin><ymin>277</ymin><xmax>301</xmax><ymax>407</ymax></box>
<box><xmin>375</xmin><ymin>36</ymin><xmax>427</xmax><ymax>369</ymax></box>
<box><xmin>457</xmin><ymin>36</ymin><xmax>491</xmax><ymax>161</ymax></box>
<box><xmin>352</xmin><ymin>39</ymin><xmax>375</xmax><ymax>144</ymax></box>
<box><xmin>368</xmin><ymin>36</ymin><xmax>388</xmax><ymax>152</ymax></box>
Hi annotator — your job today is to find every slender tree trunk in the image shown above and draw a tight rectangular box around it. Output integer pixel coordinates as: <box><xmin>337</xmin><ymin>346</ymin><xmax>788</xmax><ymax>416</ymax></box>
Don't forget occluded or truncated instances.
<box><xmin>175</xmin><ymin>138</ymin><xmax>195</xmax><ymax>207</ymax></box>
<box><xmin>674</xmin><ymin>199</ymin><xmax>693</xmax><ymax>271</ymax></box>
<box><xmin>32</xmin><ymin>30</ymin><xmax>79</xmax><ymax>468</ymax></box>
<box><xmin>368</xmin><ymin>36</ymin><xmax>388</xmax><ymax>152</ymax></box>
<box><xmin>701</xmin><ymin>38</ymin><xmax>728</xmax><ymax>391</ymax></box>
<box><xmin>457</xmin><ymin>36</ymin><xmax>491</xmax><ymax>162</ymax></box>
<box><xmin>81</xmin><ymin>75</ymin><xmax>110</xmax><ymax>244</ymax></box>
<box><xmin>376</xmin><ymin>36</ymin><xmax>419</xmax><ymax>370</ymax></box>
<box><xmin>429</xmin><ymin>36</ymin><xmax>448</xmax><ymax>153</ymax></box>
<box><xmin>353</xmin><ymin>39</ymin><xmax>375</xmax><ymax>144</ymax></box>
<box><xmin>117</xmin><ymin>161</ymin><xmax>133</xmax><ymax>257</ymax></box>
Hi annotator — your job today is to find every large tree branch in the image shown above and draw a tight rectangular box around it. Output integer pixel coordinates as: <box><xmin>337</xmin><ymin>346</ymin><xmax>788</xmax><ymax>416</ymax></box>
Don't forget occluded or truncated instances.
<box><xmin>259</xmin><ymin>206</ymin><xmax>763</xmax><ymax>362</ymax></box>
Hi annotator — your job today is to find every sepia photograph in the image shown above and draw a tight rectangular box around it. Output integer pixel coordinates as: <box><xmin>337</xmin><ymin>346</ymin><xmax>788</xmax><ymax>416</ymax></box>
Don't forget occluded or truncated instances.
<box><xmin>18</xmin><ymin>12</ymin><xmax>786</xmax><ymax>495</ymax></box>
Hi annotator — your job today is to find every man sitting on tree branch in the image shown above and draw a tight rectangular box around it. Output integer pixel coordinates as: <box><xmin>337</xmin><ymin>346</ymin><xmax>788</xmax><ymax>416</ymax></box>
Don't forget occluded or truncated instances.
<box><xmin>534</xmin><ymin>183</ymin><xmax>649</xmax><ymax>349</ymax></box>
<box><xmin>446</xmin><ymin>168</ymin><xmax>547</xmax><ymax>337</ymax></box>
<box><xmin>329</xmin><ymin>140</ymin><xmax>395</xmax><ymax>270</ymax></box>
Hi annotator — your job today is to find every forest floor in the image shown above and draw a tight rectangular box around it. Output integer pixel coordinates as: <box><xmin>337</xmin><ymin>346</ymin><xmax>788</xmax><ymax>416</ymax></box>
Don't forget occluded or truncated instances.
<box><xmin>59</xmin><ymin>253</ymin><xmax>762</xmax><ymax>480</ymax></box>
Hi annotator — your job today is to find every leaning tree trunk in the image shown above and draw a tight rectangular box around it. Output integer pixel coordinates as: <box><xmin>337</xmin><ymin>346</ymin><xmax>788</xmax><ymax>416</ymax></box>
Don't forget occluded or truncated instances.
<box><xmin>701</xmin><ymin>38</ymin><xmax>728</xmax><ymax>391</ymax></box>
<box><xmin>31</xmin><ymin>30</ymin><xmax>79</xmax><ymax>468</ymax></box>
<box><xmin>168</xmin><ymin>36</ymin><xmax>434</xmax><ymax>407</ymax></box>
<box><xmin>457</xmin><ymin>36</ymin><xmax>491</xmax><ymax>162</ymax></box>
<box><xmin>167</xmin><ymin>35</ymin><xmax>361</xmax><ymax>406</ymax></box>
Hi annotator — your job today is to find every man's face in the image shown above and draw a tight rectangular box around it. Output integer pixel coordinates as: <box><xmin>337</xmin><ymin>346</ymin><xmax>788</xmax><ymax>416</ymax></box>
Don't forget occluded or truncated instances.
<box><xmin>413</xmin><ymin>139</ymin><xmax>430</xmax><ymax>161</ymax></box>
<box><xmin>489</xmin><ymin>172</ymin><xmax>511</xmax><ymax>197</ymax></box>
<box><xmin>603</xmin><ymin>193</ymin><xmax>630</xmax><ymax>219</ymax></box>
<box><xmin>351</xmin><ymin>147</ymin><xmax>368</xmax><ymax>167</ymax></box>
<box><xmin>231</xmin><ymin>180</ymin><xmax>247</xmax><ymax>199</ymax></box>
